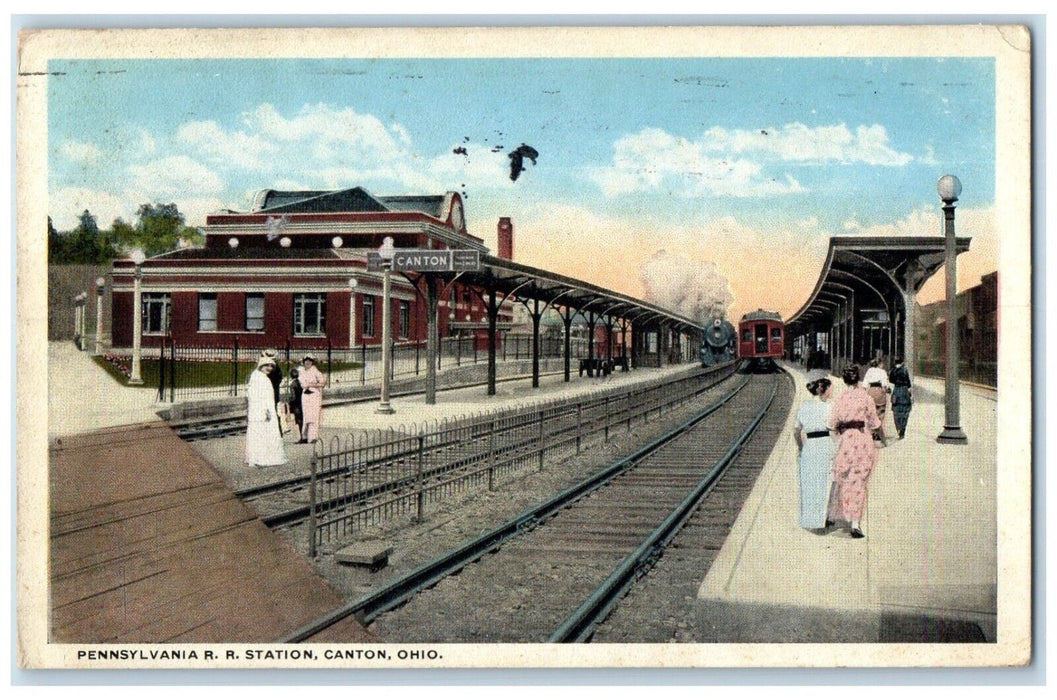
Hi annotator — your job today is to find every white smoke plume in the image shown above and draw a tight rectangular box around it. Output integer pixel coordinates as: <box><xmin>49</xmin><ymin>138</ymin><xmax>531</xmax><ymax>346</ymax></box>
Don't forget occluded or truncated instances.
<box><xmin>639</xmin><ymin>249</ymin><xmax>733</xmax><ymax>323</ymax></box>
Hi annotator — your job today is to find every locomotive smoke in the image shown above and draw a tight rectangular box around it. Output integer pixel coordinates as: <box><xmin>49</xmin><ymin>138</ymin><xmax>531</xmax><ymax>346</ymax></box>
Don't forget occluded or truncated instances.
<box><xmin>639</xmin><ymin>250</ymin><xmax>733</xmax><ymax>323</ymax></box>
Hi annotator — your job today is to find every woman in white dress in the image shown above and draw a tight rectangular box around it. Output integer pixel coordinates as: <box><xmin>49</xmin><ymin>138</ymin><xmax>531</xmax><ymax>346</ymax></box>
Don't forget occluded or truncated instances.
<box><xmin>246</xmin><ymin>356</ymin><xmax>287</xmax><ymax>467</ymax></box>
<box><xmin>793</xmin><ymin>377</ymin><xmax>836</xmax><ymax>532</ymax></box>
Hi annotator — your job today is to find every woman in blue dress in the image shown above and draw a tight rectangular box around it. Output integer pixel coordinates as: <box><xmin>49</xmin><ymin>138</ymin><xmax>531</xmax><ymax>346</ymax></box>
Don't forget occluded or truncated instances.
<box><xmin>793</xmin><ymin>377</ymin><xmax>836</xmax><ymax>532</ymax></box>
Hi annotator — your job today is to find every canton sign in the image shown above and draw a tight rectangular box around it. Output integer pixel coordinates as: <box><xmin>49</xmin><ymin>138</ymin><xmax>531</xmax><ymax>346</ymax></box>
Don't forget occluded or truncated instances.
<box><xmin>394</xmin><ymin>250</ymin><xmax>452</xmax><ymax>271</ymax></box>
<box><xmin>367</xmin><ymin>249</ymin><xmax>481</xmax><ymax>272</ymax></box>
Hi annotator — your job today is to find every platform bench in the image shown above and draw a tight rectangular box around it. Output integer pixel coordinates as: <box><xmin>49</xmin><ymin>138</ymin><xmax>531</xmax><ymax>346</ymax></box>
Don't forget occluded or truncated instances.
<box><xmin>578</xmin><ymin>358</ymin><xmax>611</xmax><ymax>377</ymax></box>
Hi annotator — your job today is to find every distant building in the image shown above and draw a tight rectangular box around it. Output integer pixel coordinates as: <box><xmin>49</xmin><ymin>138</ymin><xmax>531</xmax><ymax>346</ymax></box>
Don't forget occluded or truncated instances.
<box><xmin>916</xmin><ymin>271</ymin><xmax>998</xmax><ymax>386</ymax></box>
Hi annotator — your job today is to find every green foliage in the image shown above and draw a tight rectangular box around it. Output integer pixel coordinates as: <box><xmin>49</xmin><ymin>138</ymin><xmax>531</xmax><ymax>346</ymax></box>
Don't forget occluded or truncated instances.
<box><xmin>49</xmin><ymin>203</ymin><xmax>205</xmax><ymax>263</ymax></box>
<box><xmin>48</xmin><ymin>210</ymin><xmax>114</xmax><ymax>264</ymax></box>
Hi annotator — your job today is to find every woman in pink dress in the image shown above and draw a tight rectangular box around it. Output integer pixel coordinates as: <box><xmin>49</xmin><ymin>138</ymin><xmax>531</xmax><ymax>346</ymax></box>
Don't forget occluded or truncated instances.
<box><xmin>827</xmin><ymin>364</ymin><xmax>882</xmax><ymax>539</ymax></box>
<box><xmin>298</xmin><ymin>353</ymin><xmax>327</xmax><ymax>443</ymax></box>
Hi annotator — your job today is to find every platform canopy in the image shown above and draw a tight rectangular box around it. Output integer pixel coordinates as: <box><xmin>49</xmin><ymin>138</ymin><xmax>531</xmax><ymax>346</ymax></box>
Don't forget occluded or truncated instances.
<box><xmin>785</xmin><ymin>236</ymin><xmax>970</xmax><ymax>372</ymax></box>
<box><xmin>452</xmin><ymin>254</ymin><xmax>703</xmax><ymax>335</ymax></box>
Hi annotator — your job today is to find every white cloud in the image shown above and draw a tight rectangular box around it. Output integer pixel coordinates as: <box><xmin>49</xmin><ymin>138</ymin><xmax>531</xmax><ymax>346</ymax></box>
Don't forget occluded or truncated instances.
<box><xmin>128</xmin><ymin>156</ymin><xmax>226</xmax><ymax>200</ymax></box>
<box><xmin>426</xmin><ymin>143</ymin><xmax>513</xmax><ymax>192</ymax></box>
<box><xmin>848</xmin><ymin>206</ymin><xmax>940</xmax><ymax>237</ymax></box>
<box><xmin>592</xmin><ymin>122</ymin><xmax>912</xmax><ymax>199</ymax></box>
<box><xmin>176</xmin><ymin>120</ymin><xmax>273</xmax><ymax>170</ymax></box>
<box><xmin>170</xmin><ymin>103</ymin><xmax>468</xmax><ymax>198</ymax></box>
<box><xmin>176</xmin><ymin>197</ymin><xmax>231</xmax><ymax>228</ymax></box>
<box><xmin>591</xmin><ymin>127</ymin><xmax>806</xmax><ymax>199</ymax></box>
<box><xmin>58</xmin><ymin>140</ymin><xmax>102</xmax><ymax>164</ymax></box>
<box><xmin>703</xmin><ymin>122</ymin><xmax>913</xmax><ymax>166</ymax></box>
<box><xmin>49</xmin><ymin>187</ymin><xmax>136</xmax><ymax>231</ymax></box>
<box><xmin>243</xmin><ymin>103</ymin><xmax>409</xmax><ymax>163</ymax></box>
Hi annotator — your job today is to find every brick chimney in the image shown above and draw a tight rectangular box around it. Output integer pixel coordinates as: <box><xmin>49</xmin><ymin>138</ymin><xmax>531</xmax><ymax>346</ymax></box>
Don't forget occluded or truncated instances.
<box><xmin>497</xmin><ymin>217</ymin><xmax>514</xmax><ymax>260</ymax></box>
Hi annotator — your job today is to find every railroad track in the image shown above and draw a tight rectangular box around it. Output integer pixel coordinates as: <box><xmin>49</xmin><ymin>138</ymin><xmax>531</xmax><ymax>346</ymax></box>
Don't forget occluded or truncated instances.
<box><xmin>226</xmin><ymin>364</ymin><xmax>739</xmax><ymax>531</ymax></box>
<box><xmin>281</xmin><ymin>368</ymin><xmax>792</xmax><ymax>643</ymax></box>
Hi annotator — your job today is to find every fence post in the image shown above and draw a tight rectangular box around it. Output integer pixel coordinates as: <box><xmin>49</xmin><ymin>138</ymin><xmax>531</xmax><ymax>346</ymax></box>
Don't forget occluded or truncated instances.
<box><xmin>537</xmin><ymin>410</ymin><xmax>545</xmax><ymax>471</ymax></box>
<box><xmin>361</xmin><ymin>343</ymin><xmax>366</xmax><ymax>385</ymax></box>
<box><xmin>165</xmin><ymin>338</ymin><xmax>172</xmax><ymax>403</ymax></box>
<box><xmin>576</xmin><ymin>401</ymin><xmax>582</xmax><ymax>454</ymax></box>
<box><xmin>604</xmin><ymin>395</ymin><xmax>610</xmax><ymax>443</ymax></box>
<box><xmin>232</xmin><ymin>337</ymin><xmax>239</xmax><ymax>397</ymax></box>
<box><xmin>488</xmin><ymin>417</ymin><xmax>497</xmax><ymax>490</ymax></box>
<box><xmin>626</xmin><ymin>391</ymin><xmax>632</xmax><ymax>433</ymax></box>
<box><xmin>157</xmin><ymin>335</ymin><xmax>167</xmax><ymax>402</ymax></box>
<box><xmin>308</xmin><ymin>447</ymin><xmax>318</xmax><ymax>558</ymax></box>
<box><xmin>415</xmin><ymin>435</ymin><xmax>425</xmax><ymax>521</ymax></box>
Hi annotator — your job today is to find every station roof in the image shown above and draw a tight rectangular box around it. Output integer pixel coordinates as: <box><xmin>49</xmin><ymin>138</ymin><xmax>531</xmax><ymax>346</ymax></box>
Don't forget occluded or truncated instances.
<box><xmin>786</xmin><ymin>236</ymin><xmax>970</xmax><ymax>334</ymax></box>
<box><xmin>247</xmin><ymin>187</ymin><xmax>448</xmax><ymax>220</ymax></box>
<box><xmin>122</xmin><ymin>246</ymin><xmax>703</xmax><ymax>334</ymax></box>
<box><xmin>404</xmin><ymin>254</ymin><xmax>705</xmax><ymax>334</ymax></box>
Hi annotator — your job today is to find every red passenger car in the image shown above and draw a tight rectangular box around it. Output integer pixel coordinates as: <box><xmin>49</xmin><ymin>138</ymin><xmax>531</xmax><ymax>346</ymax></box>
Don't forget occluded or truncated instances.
<box><xmin>738</xmin><ymin>310</ymin><xmax>784</xmax><ymax>362</ymax></box>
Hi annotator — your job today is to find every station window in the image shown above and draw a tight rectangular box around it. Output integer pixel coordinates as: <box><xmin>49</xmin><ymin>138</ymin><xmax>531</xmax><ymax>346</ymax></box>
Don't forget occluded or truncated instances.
<box><xmin>399</xmin><ymin>300</ymin><xmax>410</xmax><ymax>339</ymax></box>
<box><xmin>293</xmin><ymin>293</ymin><xmax>326</xmax><ymax>336</ymax></box>
<box><xmin>142</xmin><ymin>293</ymin><xmax>171</xmax><ymax>335</ymax></box>
<box><xmin>362</xmin><ymin>295</ymin><xmax>375</xmax><ymax>338</ymax></box>
<box><xmin>245</xmin><ymin>294</ymin><xmax>265</xmax><ymax>331</ymax></box>
<box><xmin>198</xmin><ymin>293</ymin><xmax>217</xmax><ymax>332</ymax></box>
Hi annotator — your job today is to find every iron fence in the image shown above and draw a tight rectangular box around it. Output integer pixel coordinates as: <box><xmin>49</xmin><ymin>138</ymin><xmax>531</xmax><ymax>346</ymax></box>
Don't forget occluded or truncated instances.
<box><xmin>113</xmin><ymin>334</ymin><xmax>608</xmax><ymax>402</ymax></box>
<box><xmin>306</xmin><ymin>363</ymin><xmax>730</xmax><ymax>555</ymax></box>
<box><xmin>148</xmin><ymin>338</ymin><xmax>335</xmax><ymax>402</ymax></box>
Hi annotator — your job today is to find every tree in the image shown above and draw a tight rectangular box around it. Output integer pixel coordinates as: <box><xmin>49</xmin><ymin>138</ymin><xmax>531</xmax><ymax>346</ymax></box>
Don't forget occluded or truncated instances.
<box><xmin>49</xmin><ymin>202</ymin><xmax>205</xmax><ymax>263</ymax></box>
<box><xmin>49</xmin><ymin>209</ymin><xmax>116</xmax><ymax>264</ymax></box>
<box><xmin>111</xmin><ymin>202</ymin><xmax>204</xmax><ymax>256</ymax></box>
<box><xmin>48</xmin><ymin>216</ymin><xmax>64</xmax><ymax>263</ymax></box>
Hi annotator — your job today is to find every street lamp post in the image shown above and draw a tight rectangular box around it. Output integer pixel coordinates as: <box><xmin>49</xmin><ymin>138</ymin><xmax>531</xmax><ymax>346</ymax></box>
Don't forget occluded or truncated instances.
<box><xmin>936</xmin><ymin>175</ymin><xmax>968</xmax><ymax>444</ymax></box>
<box><xmin>347</xmin><ymin>277</ymin><xmax>358</xmax><ymax>350</ymax></box>
<box><xmin>95</xmin><ymin>277</ymin><xmax>106</xmax><ymax>355</ymax></box>
<box><xmin>376</xmin><ymin>237</ymin><xmax>396</xmax><ymax>414</ymax></box>
<box><xmin>128</xmin><ymin>248</ymin><xmax>146</xmax><ymax>385</ymax></box>
<box><xmin>72</xmin><ymin>293</ymin><xmax>83</xmax><ymax>349</ymax></box>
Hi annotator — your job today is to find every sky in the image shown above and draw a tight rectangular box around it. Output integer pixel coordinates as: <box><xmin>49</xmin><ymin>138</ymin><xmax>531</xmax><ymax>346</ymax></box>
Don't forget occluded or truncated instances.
<box><xmin>47</xmin><ymin>55</ymin><xmax>999</xmax><ymax>322</ymax></box>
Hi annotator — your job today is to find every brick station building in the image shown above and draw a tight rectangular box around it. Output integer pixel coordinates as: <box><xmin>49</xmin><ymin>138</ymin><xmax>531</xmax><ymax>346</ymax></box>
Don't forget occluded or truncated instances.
<box><xmin>110</xmin><ymin>187</ymin><xmax>514</xmax><ymax>353</ymax></box>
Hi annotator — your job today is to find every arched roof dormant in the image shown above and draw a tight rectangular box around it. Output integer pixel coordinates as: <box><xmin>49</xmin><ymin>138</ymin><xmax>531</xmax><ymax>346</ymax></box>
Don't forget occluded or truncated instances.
<box><xmin>785</xmin><ymin>236</ymin><xmax>971</xmax><ymax>338</ymax></box>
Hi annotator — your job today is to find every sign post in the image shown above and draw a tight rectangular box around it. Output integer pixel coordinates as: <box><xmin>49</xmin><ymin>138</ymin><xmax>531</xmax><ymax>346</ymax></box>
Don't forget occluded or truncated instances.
<box><xmin>367</xmin><ymin>248</ymin><xmax>482</xmax><ymax>406</ymax></box>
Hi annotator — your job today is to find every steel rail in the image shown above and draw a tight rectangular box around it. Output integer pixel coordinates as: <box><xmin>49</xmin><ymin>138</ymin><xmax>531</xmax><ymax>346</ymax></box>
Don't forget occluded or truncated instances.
<box><xmin>278</xmin><ymin>371</ymin><xmax>753</xmax><ymax>643</ymax></box>
<box><xmin>253</xmin><ymin>364</ymin><xmax>739</xmax><ymax>526</ymax></box>
<box><xmin>301</xmin><ymin>365</ymin><xmax>745</xmax><ymax>535</ymax></box>
<box><xmin>548</xmin><ymin>372</ymin><xmax>781</xmax><ymax>643</ymax></box>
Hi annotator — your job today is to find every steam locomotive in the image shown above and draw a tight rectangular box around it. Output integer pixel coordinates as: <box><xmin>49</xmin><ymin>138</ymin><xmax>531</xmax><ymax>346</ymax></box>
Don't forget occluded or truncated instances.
<box><xmin>700</xmin><ymin>310</ymin><xmax>785</xmax><ymax>371</ymax></box>
<box><xmin>699</xmin><ymin>318</ymin><xmax>737</xmax><ymax>367</ymax></box>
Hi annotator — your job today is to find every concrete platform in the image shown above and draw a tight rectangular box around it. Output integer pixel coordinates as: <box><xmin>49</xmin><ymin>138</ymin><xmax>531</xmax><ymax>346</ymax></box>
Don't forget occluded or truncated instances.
<box><xmin>48</xmin><ymin>341</ymin><xmax>165</xmax><ymax>439</ymax></box>
<box><xmin>697</xmin><ymin>362</ymin><xmax>1004</xmax><ymax>646</ymax></box>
